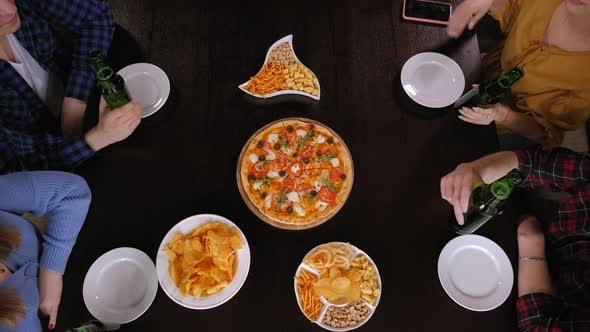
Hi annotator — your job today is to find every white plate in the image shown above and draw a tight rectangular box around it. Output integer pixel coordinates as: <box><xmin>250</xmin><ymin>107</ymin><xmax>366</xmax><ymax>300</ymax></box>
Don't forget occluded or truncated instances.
<box><xmin>438</xmin><ymin>235</ymin><xmax>513</xmax><ymax>311</ymax></box>
<box><xmin>83</xmin><ymin>247</ymin><xmax>158</xmax><ymax>324</ymax></box>
<box><xmin>156</xmin><ymin>214</ymin><xmax>251</xmax><ymax>310</ymax></box>
<box><xmin>238</xmin><ymin>35</ymin><xmax>321</xmax><ymax>100</ymax></box>
<box><xmin>118</xmin><ymin>63</ymin><xmax>170</xmax><ymax>118</ymax></box>
<box><xmin>400</xmin><ymin>52</ymin><xmax>465</xmax><ymax>108</ymax></box>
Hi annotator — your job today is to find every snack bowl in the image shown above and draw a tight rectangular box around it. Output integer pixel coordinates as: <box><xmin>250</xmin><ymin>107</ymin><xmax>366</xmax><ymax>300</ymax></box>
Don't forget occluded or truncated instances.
<box><xmin>239</xmin><ymin>35</ymin><xmax>321</xmax><ymax>100</ymax></box>
<box><xmin>156</xmin><ymin>214</ymin><xmax>251</xmax><ymax>310</ymax></box>
<box><xmin>293</xmin><ymin>242</ymin><xmax>382</xmax><ymax>331</ymax></box>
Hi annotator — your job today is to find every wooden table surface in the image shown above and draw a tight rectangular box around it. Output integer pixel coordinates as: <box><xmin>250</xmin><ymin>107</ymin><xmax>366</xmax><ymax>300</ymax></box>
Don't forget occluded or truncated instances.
<box><xmin>61</xmin><ymin>1</ymin><xmax>518</xmax><ymax>331</ymax></box>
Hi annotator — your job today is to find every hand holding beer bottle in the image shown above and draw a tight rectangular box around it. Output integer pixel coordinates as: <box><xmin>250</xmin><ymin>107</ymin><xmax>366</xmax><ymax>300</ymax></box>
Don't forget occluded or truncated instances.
<box><xmin>84</xmin><ymin>98</ymin><xmax>142</xmax><ymax>152</ymax></box>
<box><xmin>457</xmin><ymin>68</ymin><xmax>524</xmax><ymax>126</ymax></box>
<box><xmin>84</xmin><ymin>50</ymin><xmax>141</xmax><ymax>151</ymax></box>
<box><xmin>441</xmin><ymin>163</ymin><xmax>484</xmax><ymax>225</ymax></box>
<box><xmin>441</xmin><ymin>152</ymin><xmax>523</xmax><ymax>234</ymax></box>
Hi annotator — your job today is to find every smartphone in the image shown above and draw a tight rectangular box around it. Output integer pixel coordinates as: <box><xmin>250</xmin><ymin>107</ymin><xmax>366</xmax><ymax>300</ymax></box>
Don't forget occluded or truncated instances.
<box><xmin>402</xmin><ymin>0</ymin><xmax>452</xmax><ymax>26</ymax></box>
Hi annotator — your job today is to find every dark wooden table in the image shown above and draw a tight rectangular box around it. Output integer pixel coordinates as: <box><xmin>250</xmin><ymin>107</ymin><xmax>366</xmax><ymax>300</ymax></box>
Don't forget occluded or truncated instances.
<box><xmin>61</xmin><ymin>1</ymin><xmax>518</xmax><ymax>331</ymax></box>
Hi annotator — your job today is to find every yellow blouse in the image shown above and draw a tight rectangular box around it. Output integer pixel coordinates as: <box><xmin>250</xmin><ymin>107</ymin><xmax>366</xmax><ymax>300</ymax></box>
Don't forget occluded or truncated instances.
<box><xmin>485</xmin><ymin>0</ymin><xmax>590</xmax><ymax>147</ymax></box>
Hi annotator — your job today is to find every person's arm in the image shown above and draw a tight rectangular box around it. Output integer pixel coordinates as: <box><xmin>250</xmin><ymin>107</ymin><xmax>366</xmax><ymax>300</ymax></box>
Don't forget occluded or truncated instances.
<box><xmin>0</xmin><ymin>99</ymin><xmax>142</xmax><ymax>172</ymax></box>
<box><xmin>515</xmin><ymin>218</ymin><xmax>561</xmax><ymax>331</ymax></box>
<box><xmin>447</xmin><ymin>0</ymin><xmax>509</xmax><ymax>38</ymax></box>
<box><xmin>490</xmin><ymin>0</ymin><xmax>507</xmax><ymax>12</ymax></box>
<box><xmin>442</xmin><ymin>147</ymin><xmax>590</xmax><ymax>223</ymax></box>
<box><xmin>42</xmin><ymin>135</ymin><xmax>96</xmax><ymax>171</ymax></box>
<box><xmin>516</xmin><ymin>294</ymin><xmax>567</xmax><ymax>332</ymax></box>
<box><xmin>28</xmin><ymin>0</ymin><xmax>114</xmax><ymax>103</ymax></box>
<box><xmin>515</xmin><ymin>146</ymin><xmax>590</xmax><ymax>192</ymax></box>
<box><xmin>0</xmin><ymin>171</ymin><xmax>91</xmax><ymax>330</ymax></box>
<box><xmin>84</xmin><ymin>99</ymin><xmax>143</xmax><ymax>152</ymax></box>
<box><xmin>0</xmin><ymin>171</ymin><xmax>91</xmax><ymax>273</ymax></box>
<box><xmin>441</xmin><ymin>151</ymin><xmax>518</xmax><ymax>224</ymax></box>
<box><xmin>497</xmin><ymin>105</ymin><xmax>545</xmax><ymax>141</ymax></box>
<box><xmin>458</xmin><ymin>103</ymin><xmax>546</xmax><ymax>142</ymax></box>
<box><xmin>61</xmin><ymin>97</ymin><xmax>87</xmax><ymax>138</ymax></box>
<box><xmin>27</xmin><ymin>0</ymin><xmax>114</xmax><ymax>137</ymax></box>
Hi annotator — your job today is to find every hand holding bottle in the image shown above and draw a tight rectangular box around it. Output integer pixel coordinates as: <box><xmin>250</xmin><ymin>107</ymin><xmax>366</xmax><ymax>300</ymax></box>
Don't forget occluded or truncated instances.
<box><xmin>85</xmin><ymin>98</ymin><xmax>142</xmax><ymax>151</ymax></box>
<box><xmin>441</xmin><ymin>163</ymin><xmax>483</xmax><ymax>225</ymax></box>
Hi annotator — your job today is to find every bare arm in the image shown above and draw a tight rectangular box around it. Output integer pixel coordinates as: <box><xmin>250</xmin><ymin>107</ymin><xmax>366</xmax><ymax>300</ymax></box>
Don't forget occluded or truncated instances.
<box><xmin>441</xmin><ymin>151</ymin><xmax>518</xmax><ymax>224</ymax></box>
<box><xmin>471</xmin><ymin>151</ymin><xmax>519</xmax><ymax>183</ymax></box>
<box><xmin>61</xmin><ymin>97</ymin><xmax>87</xmax><ymax>138</ymax></box>
<box><xmin>458</xmin><ymin>103</ymin><xmax>546</xmax><ymax>143</ymax></box>
<box><xmin>497</xmin><ymin>105</ymin><xmax>546</xmax><ymax>142</ymax></box>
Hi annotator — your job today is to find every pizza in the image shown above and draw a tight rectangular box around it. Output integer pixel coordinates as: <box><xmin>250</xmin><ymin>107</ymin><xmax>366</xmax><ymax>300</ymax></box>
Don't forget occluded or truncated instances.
<box><xmin>238</xmin><ymin>118</ymin><xmax>353</xmax><ymax>229</ymax></box>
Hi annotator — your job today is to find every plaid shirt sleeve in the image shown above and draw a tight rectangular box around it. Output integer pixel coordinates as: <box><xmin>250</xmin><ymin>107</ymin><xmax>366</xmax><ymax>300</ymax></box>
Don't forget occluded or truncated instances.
<box><xmin>516</xmin><ymin>293</ymin><xmax>566</xmax><ymax>332</ymax></box>
<box><xmin>28</xmin><ymin>0</ymin><xmax>114</xmax><ymax>101</ymax></box>
<box><xmin>515</xmin><ymin>147</ymin><xmax>590</xmax><ymax>193</ymax></box>
<box><xmin>16</xmin><ymin>134</ymin><xmax>95</xmax><ymax>173</ymax></box>
<box><xmin>45</xmin><ymin>135</ymin><xmax>95</xmax><ymax>171</ymax></box>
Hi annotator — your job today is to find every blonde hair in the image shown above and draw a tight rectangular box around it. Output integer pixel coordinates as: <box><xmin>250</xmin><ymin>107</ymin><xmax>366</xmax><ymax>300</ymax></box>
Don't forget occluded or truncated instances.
<box><xmin>0</xmin><ymin>225</ymin><xmax>25</xmax><ymax>327</ymax></box>
<box><xmin>0</xmin><ymin>225</ymin><xmax>21</xmax><ymax>259</ymax></box>
<box><xmin>0</xmin><ymin>287</ymin><xmax>26</xmax><ymax>327</ymax></box>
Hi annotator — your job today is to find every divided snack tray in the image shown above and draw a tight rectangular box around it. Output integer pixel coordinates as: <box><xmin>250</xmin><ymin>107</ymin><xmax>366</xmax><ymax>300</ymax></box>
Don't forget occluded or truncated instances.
<box><xmin>294</xmin><ymin>242</ymin><xmax>382</xmax><ymax>331</ymax></box>
<box><xmin>239</xmin><ymin>35</ymin><xmax>321</xmax><ymax>100</ymax></box>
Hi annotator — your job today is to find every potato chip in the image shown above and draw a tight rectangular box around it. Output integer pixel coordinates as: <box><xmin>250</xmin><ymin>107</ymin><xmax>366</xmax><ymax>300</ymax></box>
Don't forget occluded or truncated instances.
<box><xmin>314</xmin><ymin>269</ymin><xmax>361</xmax><ymax>305</ymax></box>
<box><xmin>165</xmin><ymin>222</ymin><xmax>242</xmax><ymax>297</ymax></box>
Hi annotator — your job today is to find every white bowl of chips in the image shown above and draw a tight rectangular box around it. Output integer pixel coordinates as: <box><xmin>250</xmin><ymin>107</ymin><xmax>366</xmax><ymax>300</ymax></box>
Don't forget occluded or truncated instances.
<box><xmin>156</xmin><ymin>214</ymin><xmax>251</xmax><ymax>310</ymax></box>
<box><xmin>238</xmin><ymin>34</ymin><xmax>321</xmax><ymax>100</ymax></box>
<box><xmin>294</xmin><ymin>242</ymin><xmax>382</xmax><ymax>331</ymax></box>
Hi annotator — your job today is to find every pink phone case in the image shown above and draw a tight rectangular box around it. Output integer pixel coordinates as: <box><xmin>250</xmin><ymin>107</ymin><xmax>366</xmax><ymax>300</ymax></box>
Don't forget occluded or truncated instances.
<box><xmin>402</xmin><ymin>0</ymin><xmax>452</xmax><ymax>26</ymax></box>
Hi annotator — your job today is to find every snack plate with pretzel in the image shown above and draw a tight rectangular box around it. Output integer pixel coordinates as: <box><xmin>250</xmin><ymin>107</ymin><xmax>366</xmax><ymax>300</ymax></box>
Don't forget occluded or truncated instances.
<box><xmin>294</xmin><ymin>242</ymin><xmax>382</xmax><ymax>331</ymax></box>
<box><xmin>239</xmin><ymin>34</ymin><xmax>321</xmax><ymax>100</ymax></box>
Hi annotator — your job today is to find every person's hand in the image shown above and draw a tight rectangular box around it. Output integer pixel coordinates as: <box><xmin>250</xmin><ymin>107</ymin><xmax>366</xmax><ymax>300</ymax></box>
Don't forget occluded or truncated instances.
<box><xmin>84</xmin><ymin>98</ymin><xmax>142</xmax><ymax>151</ymax></box>
<box><xmin>458</xmin><ymin>103</ymin><xmax>510</xmax><ymax>125</ymax></box>
<box><xmin>441</xmin><ymin>163</ymin><xmax>483</xmax><ymax>225</ymax></box>
<box><xmin>447</xmin><ymin>0</ymin><xmax>494</xmax><ymax>38</ymax></box>
<box><xmin>38</xmin><ymin>269</ymin><xmax>62</xmax><ymax>330</ymax></box>
<box><xmin>61</xmin><ymin>97</ymin><xmax>87</xmax><ymax>138</ymax></box>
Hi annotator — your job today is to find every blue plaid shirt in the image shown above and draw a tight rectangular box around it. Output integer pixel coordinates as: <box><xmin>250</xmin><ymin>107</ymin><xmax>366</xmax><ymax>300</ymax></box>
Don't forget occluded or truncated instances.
<box><xmin>0</xmin><ymin>0</ymin><xmax>114</xmax><ymax>174</ymax></box>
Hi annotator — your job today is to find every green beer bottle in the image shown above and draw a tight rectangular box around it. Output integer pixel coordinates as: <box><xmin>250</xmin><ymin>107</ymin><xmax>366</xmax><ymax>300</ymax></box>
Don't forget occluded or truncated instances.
<box><xmin>471</xmin><ymin>67</ymin><xmax>524</xmax><ymax>106</ymax></box>
<box><xmin>65</xmin><ymin>320</ymin><xmax>107</xmax><ymax>332</ymax></box>
<box><xmin>453</xmin><ymin>169</ymin><xmax>523</xmax><ymax>235</ymax></box>
<box><xmin>90</xmin><ymin>50</ymin><xmax>131</xmax><ymax>108</ymax></box>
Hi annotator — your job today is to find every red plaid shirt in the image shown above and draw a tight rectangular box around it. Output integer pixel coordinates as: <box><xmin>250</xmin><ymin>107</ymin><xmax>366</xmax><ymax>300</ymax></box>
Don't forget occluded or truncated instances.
<box><xmin>516</xmin><ymin>148</ymin><xmax>590</xmax><ymax>332</ymax></box>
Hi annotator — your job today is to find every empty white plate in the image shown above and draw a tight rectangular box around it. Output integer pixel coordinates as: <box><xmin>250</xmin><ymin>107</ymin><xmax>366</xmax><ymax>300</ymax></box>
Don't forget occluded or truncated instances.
<box><xmin>156</xmin><ymin>214</ymin><xmax>251</xmax><ymax>310</ymax></box>
<box><xmin>438</xmin><ymin>235</ymin><xmax>513</xmax><ymax>311</ymax></box>
<box><xmin>83</xmin><ymin>247</ymin><xmax>158</xmax><ymax>324</ymax></box>
<box><xmin>401</xmin><ymin>52</ymin><xmax>465</xmax><ymax>108</ymax></box>
<box><xmin>118</xmin><ymin>63</ymin><xmax>170</xmax><ymax>118</ymax></box>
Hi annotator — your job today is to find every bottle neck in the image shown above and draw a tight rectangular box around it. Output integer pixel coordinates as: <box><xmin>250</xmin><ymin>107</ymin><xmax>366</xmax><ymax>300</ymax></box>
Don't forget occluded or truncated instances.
<box><xmin>96</xmin><ymin>67</ymin><xmax>120</xmax><ymax>90</ymax></box>
<box><xmin>472</xmin><ymin>169</ymin><xmax>522</xmax><ymax>215</ymax></box>
<box><xmin>479</xmin><ymin>68</ymin><xmax>524</xmax><ymax>103</ymax></box>
<box><xmin>497</xmin><ymin>68</ymin><xmax>524</xmax><ymax>88</ymax></box>
<box><xmin>91</xmin><ymin>50</ymin><xmax>116</xmax><ymax>85</ymax></box>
